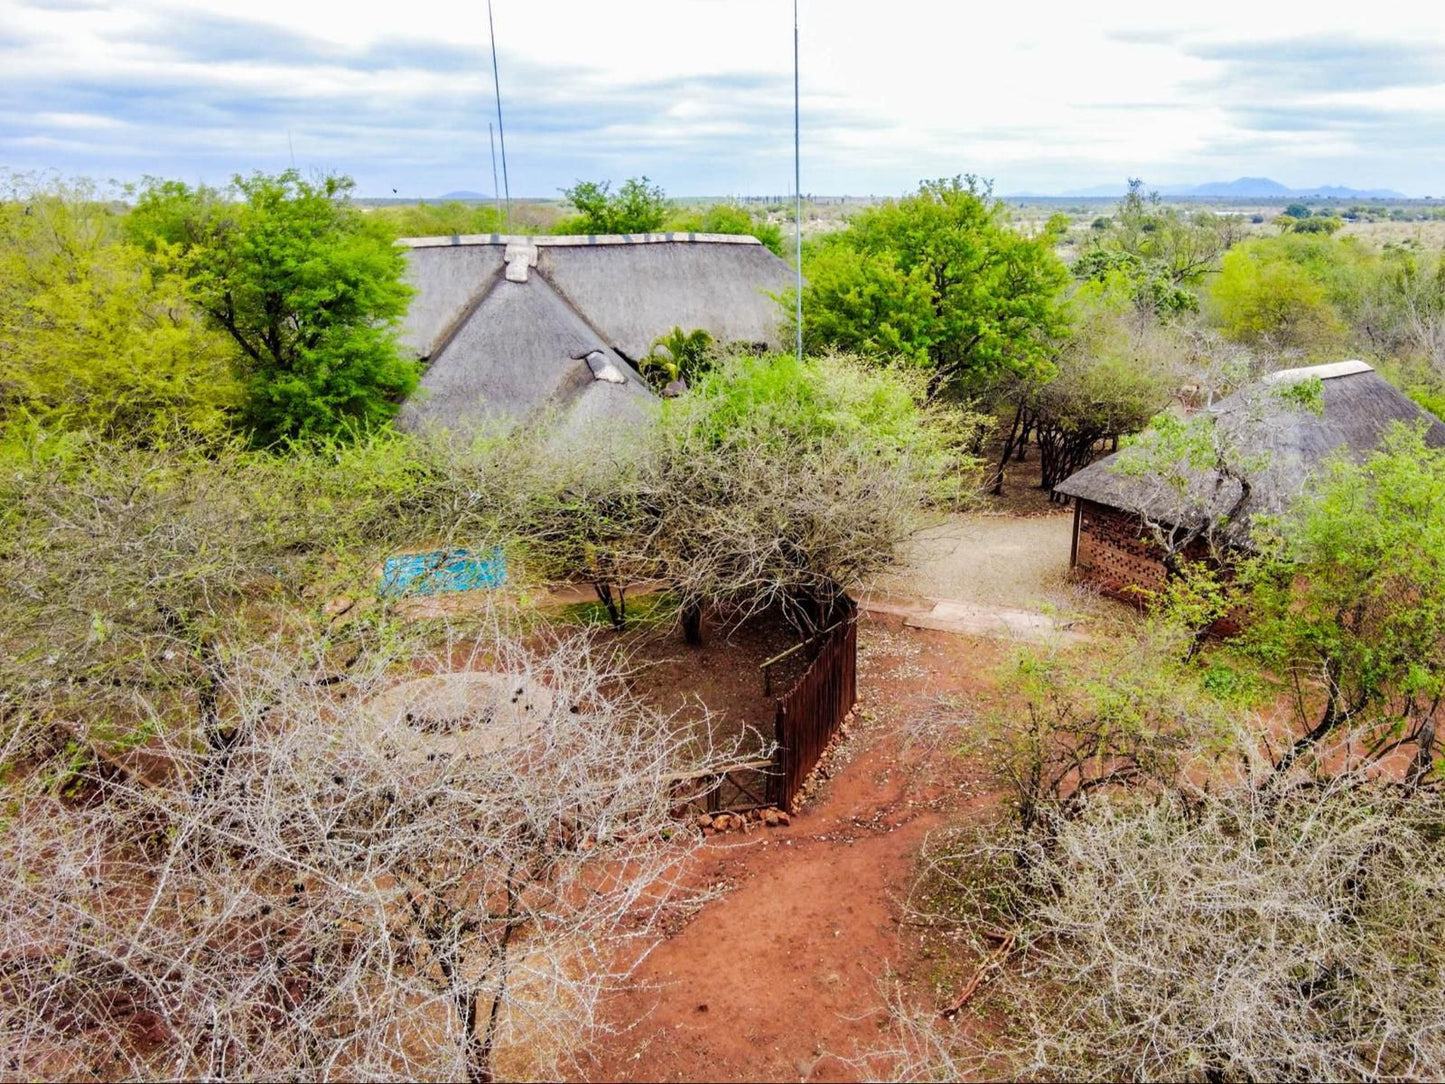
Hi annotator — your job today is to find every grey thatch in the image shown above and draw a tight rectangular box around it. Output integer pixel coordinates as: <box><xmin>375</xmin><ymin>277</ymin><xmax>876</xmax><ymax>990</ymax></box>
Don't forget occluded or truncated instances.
<box><xmin>394</xmin><ymin>233</ymin><xmax>792</xmax><ymax>438</ymax></box>
<box><xmin>1054</xmin><ymin>361</ymin><xmax>1445</xmax><ymax>544</ymax></box>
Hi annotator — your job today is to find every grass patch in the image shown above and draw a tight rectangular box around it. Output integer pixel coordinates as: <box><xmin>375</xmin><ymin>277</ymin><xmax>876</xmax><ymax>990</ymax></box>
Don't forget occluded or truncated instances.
<box><xmin>553</xmin><ymin>592</ymin><xmax>680</xmax><ymax>630</ymax></box>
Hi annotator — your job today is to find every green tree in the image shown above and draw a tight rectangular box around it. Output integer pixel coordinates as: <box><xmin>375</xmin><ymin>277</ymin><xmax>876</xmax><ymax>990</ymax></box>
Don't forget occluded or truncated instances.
<box><xmin>558</xmin><ymin>177</ymin><xmax>668</xmax><ymax>234</ymax></box>
<box><xmin>1284</xmin><ymin>215</ymin><xmax>1345</xmax><ymax>235</ymax></box>
<box><xmin>127</xmin><ymin>171</ymin><xmax>417</xmax><ymax>444</ymax></box>
<box><xmin>1075</xmin><ymin>179</ymin><xmax>1241</xmax><ymax>315</ymax></box>
<box><xmin>1210</xmin><ymin>238</ymin><xmax>1346</xmax><ymax>352</ymax></box>
<box><xmin>1244</xmin><ymin>423</ymin><xmax>1445</xmax><ymax>781</ymax></box>
<box><xmin>0</xmin><ymin>175</ymin><xmax>238</xmax><ymax>443</ymax></box>
<box><xmin>801</xmin><ymin>177</ymin><xmax>1069</xmax><ymax>396</ymax></box>
<box><xmin>1284</xmin><ymin>202</ymin><xmax>1312</xmax><ymax>219</ymax></box>
<box><xmin>997</xmin><ymin>273</ymin><xmax>1183</xmax><ymax>497</ymax></box>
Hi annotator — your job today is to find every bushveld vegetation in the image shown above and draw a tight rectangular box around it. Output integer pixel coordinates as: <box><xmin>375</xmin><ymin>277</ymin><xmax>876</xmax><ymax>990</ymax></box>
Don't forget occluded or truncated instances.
<box><xmin>876</xmin><ymin>422</ymin><xmax>1445</xmax><ymax>1082</ymax></box>
<box><xmin>5</xmin><ymin>168</ymin><xmax>1445</xmax><ymax>1081</ymax></box>
<box><xmin>0</xmin><ymin>172</ymin><xmax>971</xmax><ymax>1079</ymax></box>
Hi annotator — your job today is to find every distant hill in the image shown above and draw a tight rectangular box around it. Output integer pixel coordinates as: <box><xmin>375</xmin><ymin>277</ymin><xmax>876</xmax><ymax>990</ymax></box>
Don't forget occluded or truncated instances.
<box><xmin>438</xmin><ymin>190</ymin><xmax>488</xmax><ymax>200</ymax></box>
<box><xmin>1039</xmin><ymin>177</ymin><xmax>1408</xmax><ymax>200</ymax></box>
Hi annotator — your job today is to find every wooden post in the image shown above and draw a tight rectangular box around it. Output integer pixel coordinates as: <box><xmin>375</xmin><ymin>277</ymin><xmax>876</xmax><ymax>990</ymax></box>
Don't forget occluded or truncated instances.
<box><xmin>1070</xmin><ymin>500</ymin><xmax>1082</xmax><ymax>568</ymax></box>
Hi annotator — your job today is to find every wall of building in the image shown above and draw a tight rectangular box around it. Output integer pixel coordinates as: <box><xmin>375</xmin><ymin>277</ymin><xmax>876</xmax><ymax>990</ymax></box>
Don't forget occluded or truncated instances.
<box><xmin>1071</xmin><ymin>499</ymin><xmax>1169</xmax><ymax>603</ymax></box>
<box><xmin>1070</xmin><ymin>500</ymin><xmax>1250</xmax><ymax>636</ymax></box>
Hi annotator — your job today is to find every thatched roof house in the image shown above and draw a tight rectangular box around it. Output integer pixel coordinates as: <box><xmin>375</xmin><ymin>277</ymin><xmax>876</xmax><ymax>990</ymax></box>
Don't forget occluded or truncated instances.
<box><xmin>1055</xmin><ymin>360</ymin><xmax>1445</xmax><ymax>600</ymax></box>
<box><xmin>394</xmin><ymin>232</ymin><xmax>793</xmax><ymax>438</ymax></box>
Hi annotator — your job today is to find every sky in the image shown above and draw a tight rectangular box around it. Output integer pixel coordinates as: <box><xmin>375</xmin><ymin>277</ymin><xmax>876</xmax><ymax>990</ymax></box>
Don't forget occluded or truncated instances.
<box><xmin>2</xmin><ymin>0</ymin><xmax>1443</xmax><ymax>199</ymax></box>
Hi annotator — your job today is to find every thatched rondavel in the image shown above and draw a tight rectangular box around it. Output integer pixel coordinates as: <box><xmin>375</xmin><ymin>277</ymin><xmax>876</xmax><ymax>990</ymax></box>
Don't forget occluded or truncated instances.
<box><xmin>1054</xmin><ymin>360</ymin><xmax>1445</xmax><ymax>600</ymax></box>
<box><xmin>393</xmin><ymin>232</ymin><xmax>793</xmax><ymax>439</ymax></box>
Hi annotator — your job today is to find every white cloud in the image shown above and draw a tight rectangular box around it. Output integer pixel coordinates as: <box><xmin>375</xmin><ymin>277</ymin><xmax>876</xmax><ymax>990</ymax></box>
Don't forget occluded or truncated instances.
<box><xmin>2</xmin><ymin>0</ymin><xmax>1443</xmax><ymax>196</ymax></box>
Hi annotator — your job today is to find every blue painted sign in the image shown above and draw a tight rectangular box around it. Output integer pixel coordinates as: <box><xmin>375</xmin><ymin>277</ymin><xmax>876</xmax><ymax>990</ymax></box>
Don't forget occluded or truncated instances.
<box><xmin>379</xmin><ymin>548</ymin><xmax>507</xmax><ymax>596</ymax></box>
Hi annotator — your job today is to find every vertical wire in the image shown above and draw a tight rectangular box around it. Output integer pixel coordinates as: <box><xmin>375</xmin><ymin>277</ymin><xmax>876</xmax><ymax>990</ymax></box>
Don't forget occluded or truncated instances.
<box><xmin>487</xmin><ymin>0</ymin><xmax>512</xmax><ymax>231</ymax></box>
<box><xmin>489</xmin><ymin>122</ymin><xmax>503</xmax><ymax>231</ymax></box>
<box><xmin>794</xmin><ymin>0</ymin><xmax>803</xmax><ymax>361</ymax></box>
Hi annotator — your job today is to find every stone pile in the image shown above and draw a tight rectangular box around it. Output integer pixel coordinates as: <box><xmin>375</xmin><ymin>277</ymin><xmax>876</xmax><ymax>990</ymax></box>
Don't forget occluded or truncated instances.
<box><xmin>695</xmin><ymin>808</ymin><xmax>791</xmax><ymax>836</ymax></box>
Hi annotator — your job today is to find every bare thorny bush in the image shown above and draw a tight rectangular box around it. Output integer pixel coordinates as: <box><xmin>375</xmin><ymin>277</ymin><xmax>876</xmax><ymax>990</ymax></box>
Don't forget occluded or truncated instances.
<box><xmin>883</xmin><ymin>775</ymin><xmax>1445</xmax><ymax>1083</ymax></box>
<box><xmin>874</xmin><ymin>621</ymin><xmax>1445</xmax><ymax>1082</ymax></box>
<box><xmin>0</xmin><ymin>434</ymin><xmax>751</xmax><ymax>1081</ymax></box>
<box><xmin>1</xmin><ymin>620</ymin><xmax>745</xmax><ymax>1082</ymax></box>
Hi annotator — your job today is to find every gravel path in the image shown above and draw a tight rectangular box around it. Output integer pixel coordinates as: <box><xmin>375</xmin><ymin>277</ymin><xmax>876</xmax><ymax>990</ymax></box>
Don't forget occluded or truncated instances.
<box><xmin>872</xmin><ymin>511</ymin><xmax>1076</xmax><ymax>608</ymax></box>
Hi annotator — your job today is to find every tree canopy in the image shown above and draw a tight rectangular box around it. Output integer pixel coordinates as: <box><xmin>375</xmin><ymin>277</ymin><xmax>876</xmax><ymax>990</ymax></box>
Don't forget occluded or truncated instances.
<box><xmin>0</xmin><ymin>176</ymin><xmax>238</xmax><ymax>444</ymax></box>
<box><xmin>126</xmin><ymin>171</ymin><xmax>418</xmax><ymax>444</ymax></box>
<box><xmin>1073</xmin><ymin>179</ymin><xmax>1243</xmax><ymax>316</ymax></box>
<box><xmin>1244</xmin><ymin>422</ymin><xmax>1445</xmax><ymax>779</ymax></box>
<box><xmin>800</xmin><ymin>177</ymin><xmax>1069</xmax><ymax>395</ymax></box>
<box><xmin>558</xmin><ymin>176</ymin><xmax>669</xmax><ymax>234</ymax></box>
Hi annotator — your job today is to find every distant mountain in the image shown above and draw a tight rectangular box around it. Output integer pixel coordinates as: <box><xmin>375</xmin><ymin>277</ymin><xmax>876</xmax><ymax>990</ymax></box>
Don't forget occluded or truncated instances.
<box><xmin>438</xmin><ymin>190</ymin><xmax>488</xmax><ymax>200</ymax></box>
<box><xmin>1174</xmin><ymin>177</ymin><xmax>1292</xmax><ymax>198</ymax></box>
<box><xmin>1037</xmin><ymin>177</ymin><xmax>1408</xmax><ymax>200</ymax></box>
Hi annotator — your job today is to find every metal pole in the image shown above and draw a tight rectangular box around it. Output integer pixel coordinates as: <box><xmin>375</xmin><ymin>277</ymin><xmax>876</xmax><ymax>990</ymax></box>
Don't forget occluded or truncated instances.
<box><xmin>487</xmin><ymin>0</ymin><xmax>511</xmax><ymax>230</ymax></box>
<box><xmin>489</xmin><ymin>122</ymin><xmax>503</xmax><ymax>230</ymax></box>
<box><xmin>793</xmin><ymin>0</ymin><xmax>803</xmax><ymax>361</ymax></box>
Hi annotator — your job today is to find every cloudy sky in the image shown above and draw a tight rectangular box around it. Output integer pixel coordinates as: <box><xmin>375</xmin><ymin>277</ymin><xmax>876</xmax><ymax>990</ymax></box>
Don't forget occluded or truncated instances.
<box><xmin>3</xmin><ymin>0</ymin><xmax>1443</xmax><ymax>198</ymax></box>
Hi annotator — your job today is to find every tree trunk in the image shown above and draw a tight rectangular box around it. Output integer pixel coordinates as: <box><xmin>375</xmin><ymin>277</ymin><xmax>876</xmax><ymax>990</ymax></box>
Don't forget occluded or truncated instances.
<box><xmin>1275</xmin><ymin>685</ymin><xmax>1341</xmax><ymax>775</ymax></box>
<box><xmin>991</xmin><ymin>403</ymin><xmax>1026</xmax><ymax>495</ymax></box>
<box><xmin>682</xmin><ymin>598</ymin><xmax>704</xmax><ymax>646</ymax></box>
<box><xmin>1409</xmin><ymin>715</ymin><xmax>1437</xmax><ymax>790</ymax></box>
<box><xmin>592</xmin><ymin>581</ymin><xmax>625</xmax><ymax>630</ymax></box>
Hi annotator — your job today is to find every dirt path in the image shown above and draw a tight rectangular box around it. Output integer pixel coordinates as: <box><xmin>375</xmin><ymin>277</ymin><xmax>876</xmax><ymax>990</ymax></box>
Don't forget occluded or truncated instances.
<box><xmin>575</xmin><ymin>623</ymin><xmax>1007</xmax><ymax>1083</ymax></box>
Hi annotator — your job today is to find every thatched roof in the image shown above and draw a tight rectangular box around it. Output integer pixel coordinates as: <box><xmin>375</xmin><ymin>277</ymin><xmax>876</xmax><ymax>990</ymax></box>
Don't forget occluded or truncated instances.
<box><xmin>394</xmin><ymin>233</ymin><xmax>792</xmax><ymax>438</ymax></box>
<box><xmin>1054</xmin><ymin>361</ymin><xmax>1445</xmax><ymax>544</ymax></box>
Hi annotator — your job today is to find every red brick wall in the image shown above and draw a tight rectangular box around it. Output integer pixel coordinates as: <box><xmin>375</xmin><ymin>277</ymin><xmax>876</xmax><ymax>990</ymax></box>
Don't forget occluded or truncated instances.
<box><xmin>1071</xmin><ymin>499</ymin><xmax>1169</xmax><ymax>603</ymax></box>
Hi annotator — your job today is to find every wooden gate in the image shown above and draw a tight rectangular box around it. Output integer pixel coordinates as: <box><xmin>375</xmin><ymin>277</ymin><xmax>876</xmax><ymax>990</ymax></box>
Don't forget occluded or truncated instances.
<box><xmin>669</xmin><ymin>596</ymin><xmax>859</xmax><ymax>817</ymax></box>
<box><xmin>769</xmin><ymin>598</ymin><xmax>858</xmax><ymax>809</ymax></box>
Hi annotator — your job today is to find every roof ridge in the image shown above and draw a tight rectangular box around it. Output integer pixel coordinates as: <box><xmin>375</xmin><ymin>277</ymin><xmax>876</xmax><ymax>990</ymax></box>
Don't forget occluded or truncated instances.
<box><xmin>1262</xmin><ymin>359</ymin><xmax>1374</xmax><ymax>384</ymax></box>
<box><xmin>398</xmin><ymin>231</ymin><xmax>764</xmax><ymax>250</ymax></box>
<box><xmin>423</xmin><ymin>265</ymin><xmax>504</xmax><ymax>362</ymax></box>
<box><xmin>530</xmin><ymin>263</ymin><xmax>646</xmax><ymax>372</ymax></box>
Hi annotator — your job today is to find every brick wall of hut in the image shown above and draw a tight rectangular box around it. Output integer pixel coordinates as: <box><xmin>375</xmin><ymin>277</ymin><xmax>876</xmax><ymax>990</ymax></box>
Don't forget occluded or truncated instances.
<box><xmin>1071</xmin><ymin>499</ymin><xmax>1170</xmax><ymax>603</ymax></box>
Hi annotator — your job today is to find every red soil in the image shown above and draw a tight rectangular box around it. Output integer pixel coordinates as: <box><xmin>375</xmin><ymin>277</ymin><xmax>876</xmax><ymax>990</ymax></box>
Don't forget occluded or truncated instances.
<box><xmin>573</xmin><ymin>621</ymin><xmax>1009</xmax><ymax>1083</ymax></box>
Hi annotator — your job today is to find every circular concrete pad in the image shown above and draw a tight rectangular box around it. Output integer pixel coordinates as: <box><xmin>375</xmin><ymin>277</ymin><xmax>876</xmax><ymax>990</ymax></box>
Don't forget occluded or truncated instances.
<box><xmin>359</xmin><ymin>672</ymin><xmax>553</xmax><ymax>759</ymax></box>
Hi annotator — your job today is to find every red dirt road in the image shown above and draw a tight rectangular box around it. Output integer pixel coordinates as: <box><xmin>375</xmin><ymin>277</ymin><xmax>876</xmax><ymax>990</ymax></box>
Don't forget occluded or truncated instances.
<box><xmin>575</xmin><ymin>624</ymin><xmax>1006</xmax><ymax>1083</ymax></box>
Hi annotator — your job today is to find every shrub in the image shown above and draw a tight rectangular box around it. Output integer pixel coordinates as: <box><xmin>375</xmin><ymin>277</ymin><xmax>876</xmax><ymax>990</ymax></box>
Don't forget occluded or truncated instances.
<box><xmin>897</xmin><ymin>777</ymin><xmax>1445</xmax><ymax>1083</ymax></box>
<box><xmin>0</xmin><ymin>175</ymin><xmax>238</xmax><ymax>441</ymax></box>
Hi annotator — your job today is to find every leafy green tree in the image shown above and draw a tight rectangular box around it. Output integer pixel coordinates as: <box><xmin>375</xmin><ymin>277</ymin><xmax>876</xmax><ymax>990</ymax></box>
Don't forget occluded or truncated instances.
<box><xmin>1070</xmin><ymin>248</ymin><xmax>1200</xmax><ymax>315</ymax></box>
<box><xmin>1284</xmin><ymin>215</ymin><xmax>1344</xmax><ymax>235</ymax></box>
<box><xmin>997</xmin><ymin>273</ymin><xmax>1183</xmax><ymax>497</ymax></box>
<box><xmin>0</xmin><ymin>175</ymin><xmax>238</xmax><ymax>443</ymax></box>
<box><xmin>801</xmin><ymin>177</ymin><xmax>1069</xmax><ymax>396</ymax></box>
<box><xmin>1075</xmin><ymin>179</ymin><xmax>1242</xmax><ymax>315</ymax></box>
<box><xmin>557</xmin><ymin>177</ymin><xmax>668</xmax><ymax>234</ymax></box>
<box><xmin>1244</xmin><ymin>423</ymin><xmax>1445</xmax><ymax>781</ymax></box>
<box><xmin>1284</xmin><ymin>202</ymin><xmax>1312</xmax><ymax>219</ymax></box>
<box><xmin>796</xmin><ymin>242</ymin><xmax>939</xmax><ymax>366</ymax></box>
<box><xmin>1210</xmin><ymin>238</ymin><xmax>1346</xmax><ymax>352</ymax></box>
<box><xmin>127</xmin><ymin>171</ymin><xmax>417</xmax><ymax>444</ymax></box>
